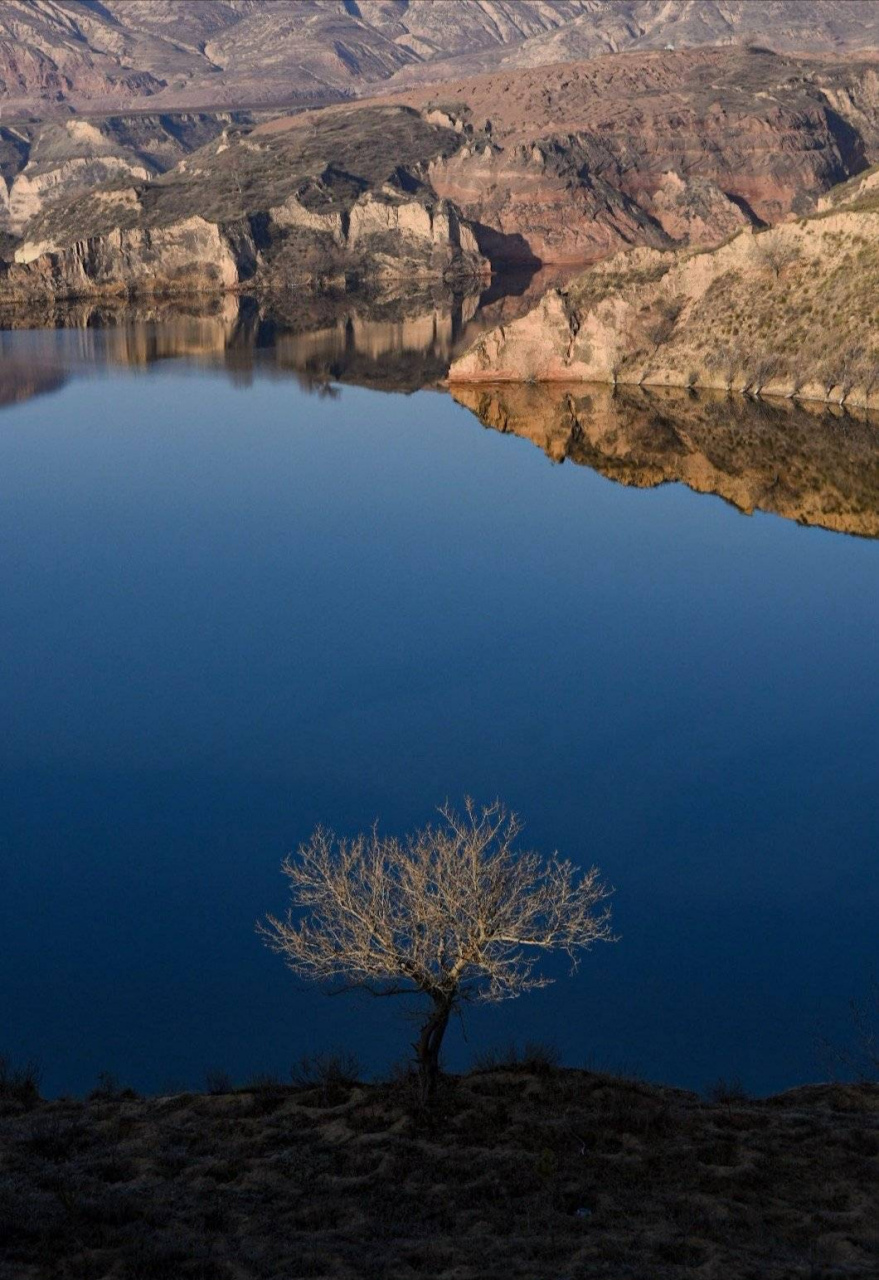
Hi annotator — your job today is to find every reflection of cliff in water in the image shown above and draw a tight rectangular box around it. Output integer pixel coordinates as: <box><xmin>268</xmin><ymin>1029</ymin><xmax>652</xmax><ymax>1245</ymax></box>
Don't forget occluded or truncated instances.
<box><xmin>451</xmin><ymin>382</ymin><xmax>879</xmax><ymax>539</ymax></box>
<box><xmin>5</xmin><ymin>292</ymin><xmax>879</xmax><ymax>538</ymax></box>
<box><xmin>0</xmin><ymin>359</ymin><xmax>67</xmax><ymax>409</ymax></box>
<box><xmin>0</xmin><ymin>270</ymin><xmax>554</xmax><ymax>397</ymax></box>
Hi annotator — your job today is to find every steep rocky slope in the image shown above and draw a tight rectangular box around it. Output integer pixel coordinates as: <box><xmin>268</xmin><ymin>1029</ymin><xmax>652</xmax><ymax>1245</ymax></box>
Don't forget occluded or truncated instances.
<box><xmin>0</xmin><ymin>111</ymin><xmax>264</xmax><ymax>236</ymax></box>
<box><xmin>385</xmin><ymin>0</ymin><xmax>879</xmax><ymax>88</ymax></box>
<box><xmin>449</xmin><ymin>188</ymin><xmax>879</xmax><ymax>406</ymax></box>
<box><xmin>5</xmin><ymin>47</ymin><xmax>879</xmax><ymax>302</ymax></box>
<box><xmin>4</xmin><ymin>2</ymin><xmax>879</xmax><ymax>115</ymax></box>
<box><xmin>0</xmin><ymin>104</ymin><xmax>490</xmax><ymax>299</ymax></box>
<box><xmin>452</xmin><ymin>382</ymin><xmax>879</xmax><ymax>537</ymax></box>
<box><xmin>0</xmin><ymin>1</ymin><xmax>622</xmax><ymax>113</ymax></box>
<box><xmin>398</xmin><ymin>47</ymin><xmax>879</xmax><ymax>262</ymax></box>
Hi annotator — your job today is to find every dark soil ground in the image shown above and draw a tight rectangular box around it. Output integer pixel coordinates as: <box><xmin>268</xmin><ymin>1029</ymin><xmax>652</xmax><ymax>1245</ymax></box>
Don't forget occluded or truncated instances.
<box><xmin>1</xmin><ymin>1064</ymin><xmax>877</xmax><ymax>1280</ymax></box>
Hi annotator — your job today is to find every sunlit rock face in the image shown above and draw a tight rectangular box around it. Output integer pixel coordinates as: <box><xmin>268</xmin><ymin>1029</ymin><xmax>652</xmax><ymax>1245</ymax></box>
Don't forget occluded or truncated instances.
<box><xmin>402</xmin><ymin>47</ymin><xmax>879</xmax><ymax>263</ymax></box>
<box><xmin>7</xmin><ymin>46</ymin><xmax>879</xmax><ymax>303</ymax></box>
<box><xmin>451</xmin><ymin>382</ymin><xmax>879</xmax><ymax>538</ymax></box>
<box><xmin>449</xmin><ymin>199</ymin><xmax>879</xmax><ymax>411</ymax></box>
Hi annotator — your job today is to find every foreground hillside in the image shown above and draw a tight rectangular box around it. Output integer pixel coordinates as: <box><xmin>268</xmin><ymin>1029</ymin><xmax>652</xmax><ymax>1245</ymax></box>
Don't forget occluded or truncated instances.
<box><xmin>4</xmin><ymin>1</ymin><xmax>879</xmax><ymax>115</ymax></box>
<box><xmin>450</xmin><ymin>192</ymin><xmax>879</xmax><ymax>406</ymax></box>
<box><xmin>1</xmin><ymin>1066</ymin><xmax>877</xmax><ymax>1280</ymax></box>
<box><xmin>5</xmin><ymin>47</ymin><xmax>879</xmax><ymax>302</ymax></box>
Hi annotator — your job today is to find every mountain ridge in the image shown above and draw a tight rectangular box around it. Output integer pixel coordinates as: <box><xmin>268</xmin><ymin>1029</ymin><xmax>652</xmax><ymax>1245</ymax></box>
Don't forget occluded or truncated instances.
<box><xmin>4</xmin><ymin>1</ymin><xmax>879</xmax><ymax>116</ymax></box>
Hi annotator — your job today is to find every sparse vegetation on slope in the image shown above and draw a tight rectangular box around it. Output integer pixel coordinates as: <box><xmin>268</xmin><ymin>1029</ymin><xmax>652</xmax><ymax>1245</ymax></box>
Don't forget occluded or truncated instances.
<box><xmin>451</xmin><ymin>196</ymin><xmax>879</xmax><ymax>408</ymax></box>
<box><xmin>0</xmin><ymin>1064</ymin><xmax>877</xmax><ymax>1280</ymax></box>
<box><xmin>6</xmin><ymin>46</ymin><xmax>879</xmax><ymax>304</ymax></box>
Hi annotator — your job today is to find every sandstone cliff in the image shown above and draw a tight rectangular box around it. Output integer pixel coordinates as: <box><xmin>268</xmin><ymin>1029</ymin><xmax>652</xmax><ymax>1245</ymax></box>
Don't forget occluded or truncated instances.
<box><xmin>398</xmin><ymin>47</ymin><xmax>879</xmax><ymax>263</ymax></box>
<box><xmin>7</xmin><ymin>47</ymin><xmax>879</xmax><ymax>302</ymax></box>
<box><xmin>0</xmin><ymin>112</ymin><xmax>263</xmax><ymax>237</ymax></box>
<box><xmin>449</xmin><ymin>193</ymin><xmax>879</xmax><ymax>409</ymax></box>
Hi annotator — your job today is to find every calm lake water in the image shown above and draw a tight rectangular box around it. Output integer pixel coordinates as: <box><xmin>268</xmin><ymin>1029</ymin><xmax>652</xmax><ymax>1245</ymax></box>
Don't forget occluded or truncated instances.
<box><xmin>1</xmin><ymin>295</ymin><xmax>878</xmax><ymax>1098</ymax></box>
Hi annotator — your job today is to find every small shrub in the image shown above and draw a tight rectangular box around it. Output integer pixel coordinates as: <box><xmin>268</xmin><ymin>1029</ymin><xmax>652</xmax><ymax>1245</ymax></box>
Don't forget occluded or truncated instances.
<box><xmin>472</xmin><ymin>1041</ymin><xmax>560</xmax><ymax>1075</ymax></box>
<box><xmin>204</xmin><ymin>1068</ymin><xmax>233</xmax><ymax>1095</ymax></box>
<box><xmin>0</xmin><ymin>1055</ymin><xmax>41</xmax><ymax>1110</ymax></box>
<box><xmin>707</xmin><ymin>1077</ymin><xmax>749</xmax><ymax>1105</ymax></box>
<box><xmin>89</xmin><ymin>1071</ymin><xmax>137</xmax><ymax>1102</ymax></box>
<box><xmin>291</xmin><ymin>1050</ymin><xmax>362</xmax><ymax>1090</ymax></box>
<box><xmin>244</xmin><ymin>1071</ymin><xmax>283</xmax><ymax>1091</ymax></box>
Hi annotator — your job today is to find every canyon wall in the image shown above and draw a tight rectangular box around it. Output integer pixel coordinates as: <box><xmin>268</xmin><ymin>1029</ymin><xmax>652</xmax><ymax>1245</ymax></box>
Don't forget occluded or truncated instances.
<box><xmin>449</xmin><ymin>197</ymin><xmax>879</xmax><ymax>409</ymax></box>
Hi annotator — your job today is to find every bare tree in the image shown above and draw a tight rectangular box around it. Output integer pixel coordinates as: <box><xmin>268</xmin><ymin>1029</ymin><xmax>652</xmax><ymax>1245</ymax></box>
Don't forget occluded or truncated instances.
<box><xmin>707</xmin><ymin>342</ymin><xmax>742</xmax><ymax>392</ymax></box>
<box><xmin>862</xmin><ymin>353</ymin><xmax>879</xmax><ymax>406</ymax></box>
<box><xmin>260</xmin><ymin>800</ymin><xmax>614</xmax><ymax>1098</ymax></box>
<box><xmin>820</xmin><ymin>348</ymin><xmax>863</xmax><ymax>402</ymax></box>
<box><xmin>753</xmin><ymin>235</ymin><xmax>802</xmax><ymax>280</ymax></box>
<box><xmin>743</xmin><ymin>351</ymin><xmax>778</xmax><ymax>396</ymax></box>
<box><xmin>820</xmin><ymin>977</ymin><xmax>879</xmax><ymax>1083</ymax></box>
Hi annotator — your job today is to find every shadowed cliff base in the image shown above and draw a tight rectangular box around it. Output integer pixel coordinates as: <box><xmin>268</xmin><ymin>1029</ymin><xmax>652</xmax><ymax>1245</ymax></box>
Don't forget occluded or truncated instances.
<box><xmin>451</xmin><ymin>382</ymin><xmax>879</xmax><ymax>539</ymax></box>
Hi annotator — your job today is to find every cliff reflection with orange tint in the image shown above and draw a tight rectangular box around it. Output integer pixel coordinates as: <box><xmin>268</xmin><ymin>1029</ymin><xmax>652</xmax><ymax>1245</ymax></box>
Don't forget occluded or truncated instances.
<box><xmin>451</xmin><ymin>382</ymin><xmax>879</xmax><ymax>538</ymax></box>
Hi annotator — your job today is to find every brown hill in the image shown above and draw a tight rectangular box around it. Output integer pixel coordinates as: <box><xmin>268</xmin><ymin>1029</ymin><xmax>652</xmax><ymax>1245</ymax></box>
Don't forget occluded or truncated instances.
<box><xmin>4</xmin><ymin>2</ymin><xmax>879</xmax><ymax>116</ymax></box>
<box><xmin>6</xmin><ymin>47</ymin><xmax>879</xmax><ymax>303</ymax></box>
<box><xmin>449</xmin><ymin>192</ymin><xmax>879</xmax><ymax>408</ymax></box>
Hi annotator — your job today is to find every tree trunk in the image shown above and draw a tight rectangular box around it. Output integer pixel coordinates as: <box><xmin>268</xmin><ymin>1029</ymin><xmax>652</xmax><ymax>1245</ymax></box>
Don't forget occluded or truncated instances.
<box><xmin>414</xmin><ymin>996</ymin><xmax>453</xmax><ymax>1100</ymax></box>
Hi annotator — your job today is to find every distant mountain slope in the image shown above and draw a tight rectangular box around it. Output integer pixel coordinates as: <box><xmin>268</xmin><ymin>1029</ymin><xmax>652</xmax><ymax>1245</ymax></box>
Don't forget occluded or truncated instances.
<box><xmin>3</xmin><ymin>1</ymin><xmax>879</xmax><ymax>115</ymax></box>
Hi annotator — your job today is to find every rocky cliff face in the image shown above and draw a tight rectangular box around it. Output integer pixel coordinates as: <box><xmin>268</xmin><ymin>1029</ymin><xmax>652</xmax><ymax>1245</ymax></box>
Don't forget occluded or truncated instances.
<box><xmin>449</xmin><ymin>193</ymin><xmax>879</xmax><ymax>408</ymax></box>
<box><xmin>3</xmin><ymin>192</ymin><xmax>487</xmax><ymax>302</ymax></box>
<box><xmin>401</xmin><ymin>48</ymin><xmax>879</xmax><ymax>262</ymax></box>
<box><xmin>1</xmin><ymin>106</ymin><xmax>489</xmax><ymax>301</ymax></box>
<box><xmin>451</xmin><ymin>381</ymin><xmax>879</xmax><ymax>537</ymax></box>
<box><xmin>0</xmin><ymin>113</ymin><xmax>262</xmax><ymax>237</ymax></box>
<box><xmin>6</xmin><ymin>47</ymin><xmax>879</xmax><ymax>303</ymax></box>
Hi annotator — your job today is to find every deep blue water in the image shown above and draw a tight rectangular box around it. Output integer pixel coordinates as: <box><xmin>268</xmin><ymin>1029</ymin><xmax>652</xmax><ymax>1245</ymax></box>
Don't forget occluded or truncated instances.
<box><xmin>1</xmin><ymin>341</ymin><xmax>877</xmax><ymax>1098</ymax></box>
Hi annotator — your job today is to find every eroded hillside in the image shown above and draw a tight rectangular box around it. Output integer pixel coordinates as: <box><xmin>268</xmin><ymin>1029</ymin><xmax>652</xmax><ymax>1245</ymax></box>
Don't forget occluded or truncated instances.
<box><xmin>450</xmin><ymin>185</ymin><xmax>879</xmax><ymax>407</ymax></box>
<box><xmin>4</xmin><ymin>1</ymin><xmax>879</xmax><ymax>115</ymax></box>
<box><xmin>5</xmin><ymin>48</ymin><xmax>879</xmax><ymax>304</ymax></box>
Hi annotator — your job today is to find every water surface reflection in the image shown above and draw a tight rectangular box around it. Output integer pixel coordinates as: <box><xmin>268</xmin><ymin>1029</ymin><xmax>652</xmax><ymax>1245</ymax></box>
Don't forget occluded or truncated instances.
<box><xmin>1</xmin><ymin>303</ymin><xmax>878</xmax><ymax>1097</ymax></box>
<box><xmin>3</xmin><ymin>293</ymin><xmax>879</xmax><ymax>537</ymax></box>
